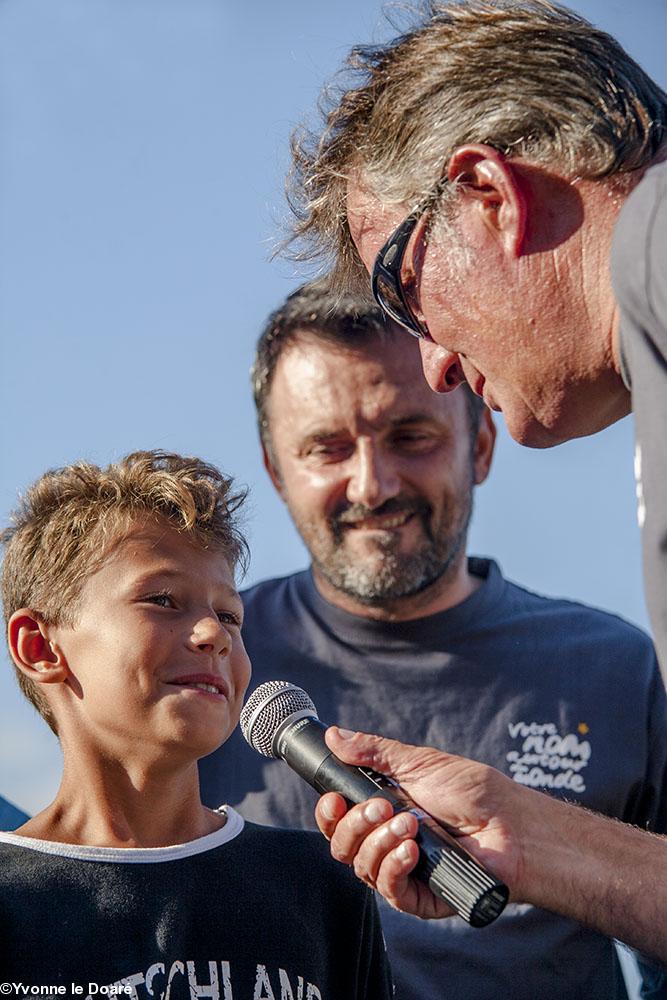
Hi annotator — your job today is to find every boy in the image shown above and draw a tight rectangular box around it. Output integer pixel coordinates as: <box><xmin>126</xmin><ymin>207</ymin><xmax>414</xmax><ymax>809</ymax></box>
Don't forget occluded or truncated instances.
<box><xmin>0</xmin><ymin>450</ymin><xmax>392</xmax><ymax>1000</ymax></box>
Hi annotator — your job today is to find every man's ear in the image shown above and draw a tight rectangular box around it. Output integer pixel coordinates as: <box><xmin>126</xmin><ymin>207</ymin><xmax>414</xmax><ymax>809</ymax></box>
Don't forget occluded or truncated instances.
<box><xmin>7</xmin><ymin>610</ymin><xmax>69</xmax><ymax>686</ymax></box>
<box><xmin>472</xmin><ymin>408</ymin><xmax>496</xmax><ymax>486</ymax></box>
<box><xmin>261</xmin><ymin>439</ymin><xmax>286</xmax><ymax>500</ymax></box>
<box><xmin>447</xmin><ymin>144</ymin><xmax>527</xmax><ymax>256</ymax></box>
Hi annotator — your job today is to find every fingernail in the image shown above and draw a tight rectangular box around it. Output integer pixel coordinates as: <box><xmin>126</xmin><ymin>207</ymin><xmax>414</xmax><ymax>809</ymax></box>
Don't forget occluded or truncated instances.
<box><xmin>320</xmin><ymin>799</ymin><xmax>337</xmax><ymax>821</ymax></box>
<box><xmin>364</xmin><ymin>799</ymin><xmax>387</xmax><ymax>823</ymax></box>
<box><xmin>335</xmin><ymin>727</ymin><xmax>355</xmax><ymax>740</ymax></box>
<box><xmin>390</xmin><ymin>813</ymin><xmax>412</xmax><ymax>837</ymax></box>
<box><xmin>398</xmin><ymin>842</ymin><xmax>412</xmax><ymax>861</ymax></box>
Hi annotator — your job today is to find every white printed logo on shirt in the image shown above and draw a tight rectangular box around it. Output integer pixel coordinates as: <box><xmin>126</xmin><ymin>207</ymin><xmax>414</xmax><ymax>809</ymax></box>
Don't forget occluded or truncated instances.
<box><xmin>506</xmin><ymin>720</ymin><xmax>591</xmax><ymax>794</ymax></box>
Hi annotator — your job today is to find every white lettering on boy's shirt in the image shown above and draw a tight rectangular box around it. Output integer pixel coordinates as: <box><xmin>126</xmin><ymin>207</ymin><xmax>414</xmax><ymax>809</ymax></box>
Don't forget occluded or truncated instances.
<box><xmin>254</xmin><ymin>965</ymin><xmax>275</xmax><ymax>1000</ymax></box>
<box><xmin>187</xmin><ymin>961</ymin><xmax>225</xmax><ymax>1000</ymax></box>
<box><xmin>84</xmin><ymin>962</ymin><xmax>321</xmax><ymax>1000</ymax></box>
<box><xmin>277</xmin><ymin>969</ymin><xmax>304</xmax><ymax>1000</ymax></box>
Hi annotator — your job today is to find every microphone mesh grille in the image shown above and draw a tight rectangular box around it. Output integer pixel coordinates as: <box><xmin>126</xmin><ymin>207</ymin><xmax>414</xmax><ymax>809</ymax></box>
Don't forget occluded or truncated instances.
<box><xmin>240</xmin><ymin>680</ymin><xmax>317</xmax><ymax>758</ymax></box>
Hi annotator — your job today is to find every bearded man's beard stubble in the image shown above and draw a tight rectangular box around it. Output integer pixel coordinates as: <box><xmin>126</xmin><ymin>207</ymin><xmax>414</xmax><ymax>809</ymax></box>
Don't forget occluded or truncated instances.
<box><xmin>290</xmin><ymin>483</ymin><xmax>474</xmax><ymax>606</ymax></box>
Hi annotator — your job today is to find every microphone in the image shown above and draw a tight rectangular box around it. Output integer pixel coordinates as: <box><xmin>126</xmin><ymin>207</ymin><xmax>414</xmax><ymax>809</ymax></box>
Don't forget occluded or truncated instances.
<box><xmin>240</xmin><ymin>680</ymin><xmax>509</xmax><ymax>928</ymax></box>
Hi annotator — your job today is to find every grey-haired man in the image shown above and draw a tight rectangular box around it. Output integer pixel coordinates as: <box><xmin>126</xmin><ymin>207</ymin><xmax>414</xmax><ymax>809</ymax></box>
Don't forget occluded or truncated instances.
<box><xmin>288</xmin><ymin>0</ymin><xmax>667</xmax><ymax>968</ymax></box>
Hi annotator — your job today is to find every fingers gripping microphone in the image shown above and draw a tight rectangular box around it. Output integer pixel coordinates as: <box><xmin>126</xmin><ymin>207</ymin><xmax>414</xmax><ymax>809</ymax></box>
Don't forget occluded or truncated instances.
<box><xmin>240</xmin><ymin>681</ymin><xmax>508</xmax><ymax>928</ymax></box>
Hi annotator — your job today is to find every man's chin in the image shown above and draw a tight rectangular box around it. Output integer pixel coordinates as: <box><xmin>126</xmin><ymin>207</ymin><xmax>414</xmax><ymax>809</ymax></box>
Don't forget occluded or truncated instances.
<box><xmin>316</xmin><ymin>548</ymin><xmax>454</xmax><ymax>606</ymax></box>
<box><xmin>337</xmin><ymin>545</ymin><xmax>395</xmax><ymax>579</ymax></box>
<box><xmin>503</xmin><ymin>408</ymin><xmax>571</xmax><ymax>450</ymax></box>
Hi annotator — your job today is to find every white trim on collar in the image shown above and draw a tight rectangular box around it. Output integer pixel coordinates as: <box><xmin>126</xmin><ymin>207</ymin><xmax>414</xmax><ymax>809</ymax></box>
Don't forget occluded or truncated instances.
<box><xmin>0</xmin><ymin>805</ymin><xmax>244</xmax><ymax>863</ymax></box>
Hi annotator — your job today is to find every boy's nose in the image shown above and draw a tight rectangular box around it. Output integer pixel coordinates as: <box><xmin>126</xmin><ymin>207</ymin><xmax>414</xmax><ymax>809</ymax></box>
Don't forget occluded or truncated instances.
<box><xmin>190</xmin><ymin>615</ymin><xmax>231</xmax><ymax>656</ymax></box>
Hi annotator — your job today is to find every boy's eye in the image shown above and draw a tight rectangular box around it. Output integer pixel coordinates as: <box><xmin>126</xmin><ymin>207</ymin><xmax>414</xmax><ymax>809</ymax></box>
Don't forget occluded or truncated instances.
<box><xmin>145</xmin><ymin>592</ymin><xmax>175</xmax><ymax>608</ymax></box>
<box><xmin>217</xmin><ymin>610</ymin><xmax>242</xmax><ymax>628</ymax></box>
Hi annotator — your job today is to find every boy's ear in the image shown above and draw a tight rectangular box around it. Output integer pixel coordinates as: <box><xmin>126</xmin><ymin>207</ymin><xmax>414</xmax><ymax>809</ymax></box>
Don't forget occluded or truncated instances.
<box><xmin>261</xmin><ymin>440</ymin><xmax>286</xmax><ymax>500</ymax></box>
<box><xmin>7</xmin><ymin>610</ymin><xmax>70</xmax><ymax>685</ymax></box>
<box><xmin>447</xmin><ymin>143</ymin><xmax>527</xmax><ymax>256</ymax></box>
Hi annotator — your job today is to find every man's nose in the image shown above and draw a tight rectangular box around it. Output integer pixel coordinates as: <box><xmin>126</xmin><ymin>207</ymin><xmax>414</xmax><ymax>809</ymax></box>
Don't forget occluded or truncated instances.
<box><xmin>346</xmin><ymin>439</ymin><xmax>400</xmax><ymax>509</ymax></box>
<box><xmin>190</xmin><ymin>615</ymin><xmax>230</xmax><ymax>656</ymax></box>
<box><xmin>419</xmin><ymin>340</ymin><xmax>466</xmax><ymax>393</ymax></box>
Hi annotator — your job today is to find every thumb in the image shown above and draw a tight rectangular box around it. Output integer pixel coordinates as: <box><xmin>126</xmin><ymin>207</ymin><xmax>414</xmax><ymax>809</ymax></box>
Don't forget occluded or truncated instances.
<box><xmin>324</xmin><ymin>727</ymin><xmax>440</xmax><ymax>782</ymax></box>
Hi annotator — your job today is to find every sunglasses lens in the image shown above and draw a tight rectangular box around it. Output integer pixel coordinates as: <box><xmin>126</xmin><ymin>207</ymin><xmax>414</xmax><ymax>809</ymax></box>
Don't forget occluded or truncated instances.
<box><xmin>374</xmin><ymin>271</ymin><xmax>423</xmax><ymax>339</ymax></box>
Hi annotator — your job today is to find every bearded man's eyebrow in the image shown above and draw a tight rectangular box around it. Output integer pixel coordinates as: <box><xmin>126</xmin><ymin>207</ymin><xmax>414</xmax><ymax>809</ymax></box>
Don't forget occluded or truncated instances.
<box><xmin>300</xmin><ymin>429</ymin><xmax>349</xmax><ymax>445</ymax></box>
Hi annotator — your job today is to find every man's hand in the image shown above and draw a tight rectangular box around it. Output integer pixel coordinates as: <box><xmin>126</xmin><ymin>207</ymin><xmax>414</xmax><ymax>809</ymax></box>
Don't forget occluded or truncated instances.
<box><xmin>314</xmin><ymin>727</ymin><xmax>530</xmax><ymax>918</ymax></box>
<box><xmin>314</xmin><ymin>727</ymin><xmax>667</xmax><ymax>965</ymax></box>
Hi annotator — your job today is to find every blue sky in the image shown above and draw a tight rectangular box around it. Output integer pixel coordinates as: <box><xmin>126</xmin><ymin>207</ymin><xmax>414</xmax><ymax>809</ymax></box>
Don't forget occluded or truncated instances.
<box><xmin>1</xmin><ymin>0</ymin><xmax>665</xmax><ymax>813</ymax></box>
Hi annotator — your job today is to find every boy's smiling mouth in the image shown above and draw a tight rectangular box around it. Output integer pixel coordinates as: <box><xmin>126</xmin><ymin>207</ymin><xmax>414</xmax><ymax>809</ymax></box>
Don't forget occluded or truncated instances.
<box><xmin>165</xmin><ymin>673</ymin><xmax>230</xmax><ymax>699</ymax></box>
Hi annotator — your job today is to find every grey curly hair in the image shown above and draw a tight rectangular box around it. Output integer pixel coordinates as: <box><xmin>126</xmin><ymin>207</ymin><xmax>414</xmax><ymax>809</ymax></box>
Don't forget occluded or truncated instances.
<box><xmin>288</xmin><ymin>0</ymin><xmax>667</xmax><ymax>290</ymax></box>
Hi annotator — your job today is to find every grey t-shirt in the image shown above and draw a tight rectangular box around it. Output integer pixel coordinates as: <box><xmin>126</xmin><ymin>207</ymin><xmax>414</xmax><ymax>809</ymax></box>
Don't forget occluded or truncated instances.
<box><xmin>612</xmin><ymin>160</ymin><xmax>667</xmax><ymax>679</ymax></box>
<box><xmin>200</xmin><ymin>559</ymin><xmax>667</xmax><ymax>1000</ymax></box>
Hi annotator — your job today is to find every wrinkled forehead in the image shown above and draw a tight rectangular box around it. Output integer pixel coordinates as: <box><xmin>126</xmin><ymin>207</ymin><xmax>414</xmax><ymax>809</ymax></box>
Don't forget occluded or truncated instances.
<box><xmin>266</xmin><ymin>331</ymin><xmax>467</xmax><ymax>435</ymax></box>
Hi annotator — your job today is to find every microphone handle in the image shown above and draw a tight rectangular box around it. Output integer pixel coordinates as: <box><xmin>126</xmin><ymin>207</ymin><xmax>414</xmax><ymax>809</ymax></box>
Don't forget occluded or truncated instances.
<box><xmin>276</xmin><ymin>716</ymin><xmax>509</xmax><ymax>928</ymax></box>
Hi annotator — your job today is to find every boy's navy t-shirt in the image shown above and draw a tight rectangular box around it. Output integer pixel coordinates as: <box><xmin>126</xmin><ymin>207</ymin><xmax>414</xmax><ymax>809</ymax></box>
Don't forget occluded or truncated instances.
<box><xmin>0</xmin><ymin>807</ymin><xmax>392</xmax><ymax>1000</ymax></box>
